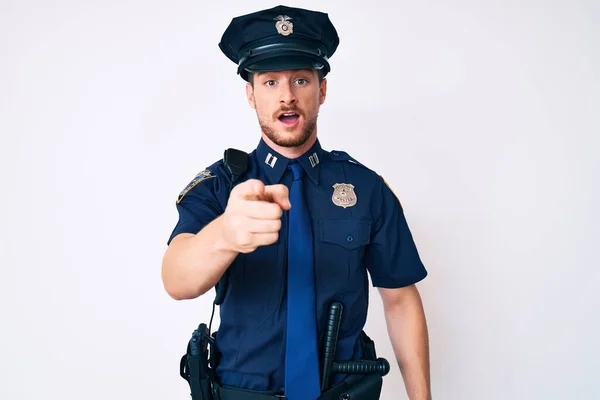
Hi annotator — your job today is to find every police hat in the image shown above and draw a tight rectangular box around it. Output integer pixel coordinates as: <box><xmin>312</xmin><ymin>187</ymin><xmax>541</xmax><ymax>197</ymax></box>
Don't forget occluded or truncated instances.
<box><xmin>218</xmin><ymin>5</ymin><xmax>340</xmax><ymax>81</ymax></box>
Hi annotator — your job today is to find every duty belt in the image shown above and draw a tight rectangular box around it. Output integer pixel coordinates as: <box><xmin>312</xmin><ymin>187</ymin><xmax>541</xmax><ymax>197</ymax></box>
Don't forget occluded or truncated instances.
<box><xmin>180</xmin><ymin>302</ymin><xmax>390</xmax><ymax>400</ymax></box>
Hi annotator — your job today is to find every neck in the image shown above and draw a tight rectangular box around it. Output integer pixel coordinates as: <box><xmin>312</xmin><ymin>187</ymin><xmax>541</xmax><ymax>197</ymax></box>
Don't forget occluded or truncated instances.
<box><xmin>261</xmin><ymin>131</ymin><xmax>318</xmax><ymax>159</ymax></box>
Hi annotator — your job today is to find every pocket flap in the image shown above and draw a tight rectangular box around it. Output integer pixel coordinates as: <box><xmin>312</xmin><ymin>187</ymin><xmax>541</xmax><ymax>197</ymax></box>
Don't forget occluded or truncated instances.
<box><xmin>319</xmin><ymin>220</ymin><xmax>371</xmax><ymax>250</ymax></box>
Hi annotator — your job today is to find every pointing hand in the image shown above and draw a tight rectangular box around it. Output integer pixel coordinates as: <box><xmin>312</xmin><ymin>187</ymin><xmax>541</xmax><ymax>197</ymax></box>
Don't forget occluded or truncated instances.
<box><xmin>221</xmin><ymin>179</ymin><xmax>291</xmax><ymax>253</ymax></box>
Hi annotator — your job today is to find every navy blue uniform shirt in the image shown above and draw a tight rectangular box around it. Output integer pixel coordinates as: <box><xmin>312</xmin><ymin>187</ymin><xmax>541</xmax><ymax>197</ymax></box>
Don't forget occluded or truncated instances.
<box><xmin>168</xmin><ymin>138</ymin><xmax>427</xmax><ymax>391</ymax></box>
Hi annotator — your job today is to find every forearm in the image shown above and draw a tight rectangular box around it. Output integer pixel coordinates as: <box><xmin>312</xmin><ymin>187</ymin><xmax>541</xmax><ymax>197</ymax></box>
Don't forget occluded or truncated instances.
<box><xmin>161</xmin><ymin>215</ymin><xmax>238</xmax><ymax>300</ymax></box>
<box><xmin>383</xmin><ymin>287</ymin><xmax>431</xmax><ymax>400</ymax></box>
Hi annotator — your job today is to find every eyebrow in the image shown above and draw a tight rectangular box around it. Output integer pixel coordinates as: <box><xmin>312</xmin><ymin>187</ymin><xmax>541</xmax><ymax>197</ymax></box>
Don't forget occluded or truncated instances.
<box><xmin>258</xmin><ymin>70</ymin><xmax>315</xmax><ymax>78</ymax></box>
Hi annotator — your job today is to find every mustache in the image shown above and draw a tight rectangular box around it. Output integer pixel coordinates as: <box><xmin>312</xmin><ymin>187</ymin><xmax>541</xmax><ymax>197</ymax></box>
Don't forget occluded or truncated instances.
<box><xmin>274</xmin><ymin>105</ymin><xmax>303</xmax><ymax>119</ymax></box>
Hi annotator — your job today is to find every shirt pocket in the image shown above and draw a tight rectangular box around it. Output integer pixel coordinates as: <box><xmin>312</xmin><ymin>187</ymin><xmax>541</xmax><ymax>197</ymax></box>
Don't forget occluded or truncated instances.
<box><xmin>316</xmin><ymin>219</ymin><xmax>372</xmax><ymax>292</ymax></box>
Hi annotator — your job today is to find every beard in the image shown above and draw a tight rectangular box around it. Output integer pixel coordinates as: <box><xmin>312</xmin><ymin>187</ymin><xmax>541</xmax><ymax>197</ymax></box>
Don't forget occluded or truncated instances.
<box><xmin>257</xmin><ymin>105</ymin><xmax>318</xmax><ymax>148</ymax></box>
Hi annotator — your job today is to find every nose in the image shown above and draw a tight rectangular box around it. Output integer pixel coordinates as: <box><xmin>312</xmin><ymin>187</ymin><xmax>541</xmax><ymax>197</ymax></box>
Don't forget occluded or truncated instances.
<box><xmin>279</xmin><ymin>81</ymin><xmax>297</xmax><ymax>105</ymax></box>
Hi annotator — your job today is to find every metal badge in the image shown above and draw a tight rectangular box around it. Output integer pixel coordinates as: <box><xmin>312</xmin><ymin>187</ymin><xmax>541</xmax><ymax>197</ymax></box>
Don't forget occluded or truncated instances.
<box><xmin>265</xmin><ymin>153</ymin><xmax>277</xmax><ymax>168</ymax></box>
<box><xmin>274</xmin><ymin>15</ymin><xmax>293</xmax><ymax>36</ymax></box>
<box><xmin>332</xmin><ymin>183</ymin><xmax>357</xmax><ymax>208</ymax></box>
<box><xmin>309</xmin><ymin>152</ymin><xmax>319</xmax><ymax>168</ymax></box>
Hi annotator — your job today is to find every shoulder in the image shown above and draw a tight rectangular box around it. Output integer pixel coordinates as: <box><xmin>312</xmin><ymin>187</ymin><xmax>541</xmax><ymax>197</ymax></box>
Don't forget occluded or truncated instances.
<box><xmin>324</xmin><ymin>149</ymin><xmax>401</xmax><ymax>204</ymax></box>
<box><xmin>176</xmin><ymin>158</ymin><xmax>230</xmax><ymax>204</ymax></box>
<box><xmin>327</xmin><ymin>149</ymin><xmax>368</xmax><ymax>168</ymax></box>
<box><xmin>325</xmin><ymin>149</ymin><xmax>381</xmax><ymax>181</ymax></box>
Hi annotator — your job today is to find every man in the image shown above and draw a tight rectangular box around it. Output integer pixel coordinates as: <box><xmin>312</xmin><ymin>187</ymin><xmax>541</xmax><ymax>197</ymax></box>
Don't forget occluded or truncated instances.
<box><xmin>162</xmin><ymin>5</ymin><xmax>431</xmax><ymax>400</ymax></box>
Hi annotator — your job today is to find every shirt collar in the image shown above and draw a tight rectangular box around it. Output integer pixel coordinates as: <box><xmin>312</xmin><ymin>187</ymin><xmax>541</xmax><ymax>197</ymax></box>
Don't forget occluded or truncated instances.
<box><xmin>256</xmin><ymin>137</ymin><xmax>323</xmax><ymax>185</ymax></box>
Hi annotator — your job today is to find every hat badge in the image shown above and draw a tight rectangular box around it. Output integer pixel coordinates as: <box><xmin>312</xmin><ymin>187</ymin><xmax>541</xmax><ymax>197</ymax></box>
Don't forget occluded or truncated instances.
<box><xmin>274</xmin><ymin>15</ymin><xmax>293</xmax><ymax>36</ymax></box>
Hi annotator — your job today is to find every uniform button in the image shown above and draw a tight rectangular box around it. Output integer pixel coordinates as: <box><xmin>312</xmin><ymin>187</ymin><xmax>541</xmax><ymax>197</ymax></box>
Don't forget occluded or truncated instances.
<box><xmin>347</xmin><ymin>235</ymin><xmax>354</xmax><ymax>243</ymax></box>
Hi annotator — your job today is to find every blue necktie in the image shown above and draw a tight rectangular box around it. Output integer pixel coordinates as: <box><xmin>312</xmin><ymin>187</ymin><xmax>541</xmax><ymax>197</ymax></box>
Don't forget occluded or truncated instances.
<box><xmin>285</xmin><ymin>162</ymin><xmax>321</xmax><ymax>399</ymax></box>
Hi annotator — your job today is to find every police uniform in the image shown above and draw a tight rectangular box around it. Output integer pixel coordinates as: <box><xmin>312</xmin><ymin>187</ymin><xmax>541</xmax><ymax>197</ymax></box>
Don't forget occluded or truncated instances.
<box><xmin>169</xmin><ymin>5</ymin><xmax>428</xmax><ymax>399</ymax></box>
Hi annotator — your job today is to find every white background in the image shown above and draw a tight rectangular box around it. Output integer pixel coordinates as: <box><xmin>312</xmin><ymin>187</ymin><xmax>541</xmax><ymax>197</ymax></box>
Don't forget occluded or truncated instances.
<box><xmin>1</xmin><ymin>0</ymin><xmax>599</xmax><ymax>399</ymax></box>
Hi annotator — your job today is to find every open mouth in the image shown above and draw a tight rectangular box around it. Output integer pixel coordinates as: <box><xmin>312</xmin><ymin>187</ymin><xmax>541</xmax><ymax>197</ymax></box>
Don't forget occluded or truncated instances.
<box><xmin>278</xmin><ymin>112</ymin><xmax>300</xmax><ymax>125</ymax></box>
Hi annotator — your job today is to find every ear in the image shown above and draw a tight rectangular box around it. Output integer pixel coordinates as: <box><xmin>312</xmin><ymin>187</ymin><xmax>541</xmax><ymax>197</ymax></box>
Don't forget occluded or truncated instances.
<box><xmin>246</xmin><ymin>83</ymin><xmax>256</xmax><ymax>109</ymax></box>
<box><xmin>319</xmin><ymin>78</ymin><xmax>327</xmax><ymax>105</ymax></box>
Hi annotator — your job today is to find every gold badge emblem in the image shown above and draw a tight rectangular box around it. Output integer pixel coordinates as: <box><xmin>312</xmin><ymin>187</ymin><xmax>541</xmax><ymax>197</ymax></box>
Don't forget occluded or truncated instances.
<box><xmin>332</xmin><ymin>183</ymin><xmax>357</xmax><ymax>208</ymax></box>
<box><xmin>274</xmin><ymin>15</ymin><xmax>293</xmax><ymax>36</ymax></box>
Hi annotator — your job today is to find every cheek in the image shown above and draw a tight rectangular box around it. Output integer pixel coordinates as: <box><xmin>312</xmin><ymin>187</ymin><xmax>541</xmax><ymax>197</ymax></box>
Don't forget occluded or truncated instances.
<box><xmin>305</xmin><ymin>90</ymin><xmax>322</xmax><ymax>108</ymax></box>
<box><xmin>254</xmin><ymin>101</ymin><xmax>273</xmax><ymax>120</ymax></box>
<box><xmin>306</xmin><ymin>96</ymin><xmax>320</xmax><ymax>111</ymax></box>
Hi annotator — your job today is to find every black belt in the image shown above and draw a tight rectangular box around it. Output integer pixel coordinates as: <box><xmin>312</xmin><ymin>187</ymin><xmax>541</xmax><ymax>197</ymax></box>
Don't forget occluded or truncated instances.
<box><xmin>215</xmin><ymin>384</ymin><xmax>286</xmax><ymax>400</ymax></box>
<box><xmin>214</xmin><ymin>374</ymin><xmax>380</xmax><ymax>400</ymax></box>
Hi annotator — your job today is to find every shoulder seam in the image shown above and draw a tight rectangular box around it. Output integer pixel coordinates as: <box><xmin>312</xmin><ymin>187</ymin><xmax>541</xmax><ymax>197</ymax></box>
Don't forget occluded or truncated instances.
<box><xmin>328</xmin><ymin>150</ymin><xmax>370</xmax><ymax>170</ymax></box>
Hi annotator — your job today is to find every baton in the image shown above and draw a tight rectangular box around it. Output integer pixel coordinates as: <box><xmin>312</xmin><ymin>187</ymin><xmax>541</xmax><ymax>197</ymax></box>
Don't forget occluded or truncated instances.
<box><xmin>321</xmin><ymin>301</ymin><xmax>343</xmax><ymax>391</ymax></box>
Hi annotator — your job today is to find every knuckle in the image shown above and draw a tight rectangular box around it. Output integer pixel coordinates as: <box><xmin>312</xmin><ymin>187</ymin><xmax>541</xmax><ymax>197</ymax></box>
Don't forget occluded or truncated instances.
<box><xmin>236</xmin><ymin>230</ymin><xmax>251</xmax><ymax>246</ymax></box>
<box><xmin>271</xmin><ymin>203</ymin><xmax>283</xmax><ymax>218</ymax></box>
<box><xmin>231</xmin><ymin>184</ymin><xmax>244</xmax><ymax>196</ymax></box>
<box><xmin>225</xmin><ymin>203</ymin><xmax>237</xmax><ymax>215</ymax></box>
<box><xmin>250</xmin><ymin>179</ymin><xmax>264</xmax><ymax>192</ymax></box>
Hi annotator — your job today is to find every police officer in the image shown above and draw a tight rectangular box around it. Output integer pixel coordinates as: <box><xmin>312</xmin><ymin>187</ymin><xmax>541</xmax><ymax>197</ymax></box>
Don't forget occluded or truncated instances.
<box><xmin>163</xmin><ymin>5</ymin><xmax>431</xmax><ymax>400</ymax></box>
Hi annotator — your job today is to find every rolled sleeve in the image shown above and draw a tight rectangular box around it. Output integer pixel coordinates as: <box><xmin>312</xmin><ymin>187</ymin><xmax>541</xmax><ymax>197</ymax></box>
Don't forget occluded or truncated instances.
<box><xmin>365</xmin><ymin>176</ymin><xmax>428</xmax><ymax>288</ymax></box>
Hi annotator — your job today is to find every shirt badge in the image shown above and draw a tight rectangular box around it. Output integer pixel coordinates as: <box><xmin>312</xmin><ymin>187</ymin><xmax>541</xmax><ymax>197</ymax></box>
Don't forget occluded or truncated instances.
<box><xmin>332</xmin><ymin>183</ymin><xmax>357</xmax><ymax>208</ymax></box>
<box><xmin>274</xmin><ymin>15</ymin><xmax>293</xmax><ymax>36</ymax></box>
<box><xmin>177</xmin><ymin>169</ymin><xmax>214</xmax><ymax>204</ymax></box>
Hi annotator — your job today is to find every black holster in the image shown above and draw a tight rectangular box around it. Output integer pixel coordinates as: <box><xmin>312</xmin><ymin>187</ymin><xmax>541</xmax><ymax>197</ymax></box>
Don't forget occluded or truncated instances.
<box><xmin>180</xmin><ymin>323</ymin><xmax>219</xmax><ymax>400</ymax></box>
<box><xmin>316</xmin><ymin>331</ymin><xmax>383</xmax><ymax>400</ymax></box>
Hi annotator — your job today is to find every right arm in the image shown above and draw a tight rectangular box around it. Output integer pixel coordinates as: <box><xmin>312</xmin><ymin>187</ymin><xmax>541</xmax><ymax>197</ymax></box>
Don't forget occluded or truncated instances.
<box><xmin>161</xmin><ymin>215</ymin><xmax>238</xmax><ymax>300</ymax></box>
<box><xmin>161</xmin><ymin>179</ymin><xmax>290</xmax><ymax>300</ymax></box>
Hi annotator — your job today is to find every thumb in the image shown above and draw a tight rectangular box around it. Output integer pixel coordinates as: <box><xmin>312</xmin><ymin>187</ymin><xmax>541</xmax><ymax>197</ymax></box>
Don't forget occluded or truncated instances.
<box><xmin>263</xmin><ymin>184</ymin><xmax>291</xmax><ymax>210</ymax></box>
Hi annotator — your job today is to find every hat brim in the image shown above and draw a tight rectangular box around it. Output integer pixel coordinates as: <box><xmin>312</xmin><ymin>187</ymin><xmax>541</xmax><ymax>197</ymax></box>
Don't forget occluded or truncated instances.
<box><xmin>239</xmin><ymin>53</ymin><xmax>329</xmax><ymax>81</ymax></box>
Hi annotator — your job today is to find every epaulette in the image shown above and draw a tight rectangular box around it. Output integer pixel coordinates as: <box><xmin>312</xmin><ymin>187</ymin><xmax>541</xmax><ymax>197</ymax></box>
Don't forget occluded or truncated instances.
<box><xmin>176</xmin><ymin>160</ymin><xmax>222</xmax><ymax>204</ymax></box>
<box><xmin>328</xmin><ymin>150</ymin><xmax>369</xmax><ymax>170</ymax></box>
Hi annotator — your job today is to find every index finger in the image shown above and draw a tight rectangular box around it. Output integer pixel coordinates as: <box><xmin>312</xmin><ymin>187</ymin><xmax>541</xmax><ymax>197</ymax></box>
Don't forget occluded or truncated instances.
<box><xmin>263</xmin><ymin>184</ymin><xmax>291</xmax><ymax>210</ymax></box>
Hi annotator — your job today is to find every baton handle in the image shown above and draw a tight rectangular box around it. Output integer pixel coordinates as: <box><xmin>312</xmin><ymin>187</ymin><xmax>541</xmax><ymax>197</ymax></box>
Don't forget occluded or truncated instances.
<box><xmin>321</xmin><ymin>301</ymin><xmax>343</xmax><ymax>391</ymax></box>
<box><xmin>332</xmin><ymin>358</ymin><xmax>390</xmax><ymax>376</ymax></box>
